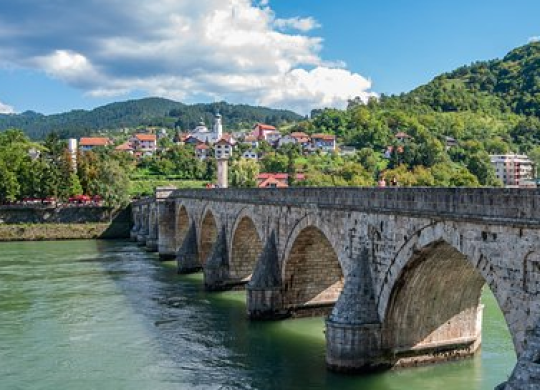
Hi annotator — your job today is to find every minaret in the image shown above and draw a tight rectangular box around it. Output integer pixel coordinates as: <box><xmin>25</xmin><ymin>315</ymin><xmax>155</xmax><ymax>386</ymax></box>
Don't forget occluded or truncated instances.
<box><xmin>213</xmin><ymin>112</ymin><xmax>223</xmax><ymax>141</ymax></box>
<box><xmin>68</xmin><ymin>138</ymin><xmax>78</xmax><ymax>172</ymax></box>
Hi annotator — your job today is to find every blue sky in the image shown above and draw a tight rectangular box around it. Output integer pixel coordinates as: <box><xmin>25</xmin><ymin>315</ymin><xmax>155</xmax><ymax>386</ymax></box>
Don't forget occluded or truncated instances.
<box><xmin>0</xmin><ymin>0</ymin><xmax>538</xmax><ymax>115</ymax></box>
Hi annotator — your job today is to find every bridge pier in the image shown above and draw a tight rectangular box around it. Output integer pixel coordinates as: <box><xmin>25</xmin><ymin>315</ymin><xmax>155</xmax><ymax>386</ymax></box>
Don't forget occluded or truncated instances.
<box><xmin>136</xmin><ymin>229</ymin><xmax>148</xmax><ymax>246</ymax></box>
<box><xmin>204</xmin><ymin>227</ymin><xmax>231</xmax><ymax>291</ymax></box>
<box><xmin>145</xmin><ymin>204</ymin><xmax>159</xmax><ymax>252</ymax></box>
<box><xmin>246</xmin><ymin>232</ymin><xmax>288</xmax><ymax>319</ymax></box>
<box><xmin>130</xmin><ymin>227</ymin><xmax>139</xmax><ymax>242</ymax></box>
<box><xmin>157</xmin><ymin>189</ymin><xmax>177</xmax><ymax>259</ymax></box>
<box><xmin>177</xmin><ymin>222</ymin><xmax>201</xmax><ymax>274</ymax></box>
<box><xmin>247</xmin><ymin>286</ymin><xmax>286</xmax><ymax>320</ymax></box>
<box><xmin>324</xmin><ymin>262</ymin><xmax>387</xmax><ymax>372</ymax></box>
<box><xmin>326</xmin><ymin>321</ymin><xmax>384</xmax><ymax>372</ymax></box>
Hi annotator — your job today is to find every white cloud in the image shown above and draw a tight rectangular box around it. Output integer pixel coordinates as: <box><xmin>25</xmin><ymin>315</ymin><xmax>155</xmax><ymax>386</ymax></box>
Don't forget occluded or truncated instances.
<box><xmin>260</xmin><ymin>67</ymin><xmax>377</xmax><ymax>114</ymax></box>
<box><xmin>274</xmin><ymin>17</ymin><xmax>321</xmax><ymax>32</ymax></box>
<box><xmin>34</xmin><ymin>50</ymin><xmax>104</xmax><ymax>88</ymax></box>
<box><xmin>0</xmin><ymin>100</ymin><xmax>14</xmax><ymax>114</ymax></box>
<box><xmin>0</xmin><ymin>0</ymin><xmax>375</xmax><ymax>114</ymax></box>
<box><xmin>529</xmin><ymin>36</ymin><xmax>540</xmax><ymax>43</ymax></box>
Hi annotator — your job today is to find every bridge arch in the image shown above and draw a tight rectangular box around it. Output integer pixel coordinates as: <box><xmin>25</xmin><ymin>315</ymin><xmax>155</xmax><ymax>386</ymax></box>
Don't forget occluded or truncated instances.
<box><xmin>199</xmin><ymin>207</ymin><xmax>219</xmax><ymax>266</ymax></box>
<box><xmin>378</xmin><ymin>222</ymin><xmax>514</xmax><ymax>366</ymax></box>
<box><xmin>176</xmin><ymin>204</ymin><xmax>190</xmax><ymax>252</ymax></box>
<box><xmin>281</xmin><ymin>217</ymin><xmax>344</xmax><ymax>313</ymax></box>
<box><xmin>229</xmin><ymin>211</ymin><xmax>263</xmax><ymax>282</ymax></box>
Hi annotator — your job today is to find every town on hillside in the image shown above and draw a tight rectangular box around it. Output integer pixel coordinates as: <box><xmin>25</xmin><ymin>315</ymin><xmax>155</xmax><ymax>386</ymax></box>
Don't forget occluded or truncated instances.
<box><xmin>76</xmin><ymin>112</ymin><xmax>537</xmax><ymax>189</ymax></box>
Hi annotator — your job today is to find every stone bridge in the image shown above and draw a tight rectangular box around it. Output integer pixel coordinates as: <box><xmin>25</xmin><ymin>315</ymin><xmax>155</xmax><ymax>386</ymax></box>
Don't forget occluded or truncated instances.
<box><xmin>131</xmin><ymin>187</ymin><xmax>540</xmax><ymax>389</ymax></box>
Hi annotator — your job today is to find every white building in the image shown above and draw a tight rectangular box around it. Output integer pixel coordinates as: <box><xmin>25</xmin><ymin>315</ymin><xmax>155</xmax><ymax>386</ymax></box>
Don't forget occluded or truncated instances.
<box><xmin>277</xmin><ymin>134</ymin><xmax>298</xmax><ymax>148</ymax></box>
<box><xmin>242</xmin><ymin>150</ymin><xmax>258</xmax><ymax>160</ymax></box>
<box><xmin>242</xmin><ymin>135</ymin><xmax>259</xmax><ymax>149</ymax></box>
<box><xmin>195</xmin><ymin>144</ymin><xmax>211</xmax><ymax>161</ymax></box>
<box><xmin>214</xmin><ymin>136</ymin><xmax>235</xmax><ymax>159</ymax></box>
<box><xmin>490</xmin><ymin>154</ymin><xmax>535</xmax><ymax>187</ymax></box>
<box><xmin>130</xmin><ymin>134</ymin><xmax>157</xmax><ymax>155</ymax></box>
<box><xmin>189</xmin><ymin>113</ymin><xmax>223</xmax><ymax>144</ymax></box>
<box><xmin>265</xmin><ymin>131</ymin><xmax>282</xmax><ymax>145</ymax></box>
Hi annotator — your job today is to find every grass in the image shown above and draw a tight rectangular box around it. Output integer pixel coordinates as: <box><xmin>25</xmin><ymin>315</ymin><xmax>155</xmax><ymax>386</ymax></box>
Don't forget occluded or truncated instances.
<box><xmin>129</xmin><ymin>179</ymin><xmax>206</xmax><ymax>196</ymax></box>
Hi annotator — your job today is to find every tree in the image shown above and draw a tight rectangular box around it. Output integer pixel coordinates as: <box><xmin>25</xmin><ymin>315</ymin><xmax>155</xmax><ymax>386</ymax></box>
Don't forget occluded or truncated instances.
<box><xmin>230</xmin><ymin>158</ymin><xmax>259</xmax><ymax>188</ymax></box>
<box><xmin>69</xmin><ymin>173</ymin><xmax>84</xmax><ymax>196</ymax></box>
<box><xmin>355</xmin><ymin>148</ymin><xmax>379</xmax><ymax>174</ymax></box>
<box><xmin>91</xmin><ymin>159</ymin><xmax>130</xmax><ymax>207</ymax></box>
<box><xmin>260</xmin><ymin>153</ymin><xmax>288</xmax><ymax>173</ymax></box>
<box><xmin>0</xmin><ymin>162</ymin><xmax>20</xmax><ymax>202</ymax></box>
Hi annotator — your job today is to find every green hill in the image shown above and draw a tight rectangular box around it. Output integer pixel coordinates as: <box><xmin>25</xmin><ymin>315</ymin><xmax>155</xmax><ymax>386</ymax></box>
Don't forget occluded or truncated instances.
<box><xmin>0</xmin><ymin>97</ymin><xmax>303</xmax><ymax>139</ymax></box>
<box><xmin>401</xmin><ymin>41</ymin><xmax>540</xmax><ymax>116</ymax></box>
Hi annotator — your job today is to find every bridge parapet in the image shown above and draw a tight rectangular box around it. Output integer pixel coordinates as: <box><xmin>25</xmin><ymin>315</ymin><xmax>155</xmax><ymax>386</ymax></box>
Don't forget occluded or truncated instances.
<box><xmin>167</xmin><ymin>187</ymin><xmax>540</xmax><ymax>226</ymax></box>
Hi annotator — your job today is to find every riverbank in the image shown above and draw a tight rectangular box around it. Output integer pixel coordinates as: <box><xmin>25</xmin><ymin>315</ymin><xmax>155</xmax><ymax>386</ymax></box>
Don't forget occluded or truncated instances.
<box><xmin>0</xmin><ymin>205</ymin><xmax>132</xmax><ymax>241</ymax></box>
<box><xmin>0</xmin><ymin>222</ymin><xmax>130</xmax><ymax>241</ymax></box>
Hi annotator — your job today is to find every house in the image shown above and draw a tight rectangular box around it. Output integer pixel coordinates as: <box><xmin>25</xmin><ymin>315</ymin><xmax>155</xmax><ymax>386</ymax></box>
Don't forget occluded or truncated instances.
<box><xmin>444</xmin><ymin>136</ymin><xmax>458</xmax><ymax>150</ymax></box>
<box><xmin>131</xmin><ymin>134</ymin><xmax>157</xmax><ymax>155</ymax></box>
<box><xmin>311</xmin><ymin>133</ymin><xmax>336</xmax><ymax>152</ymax></box>
<box><xmin>278</xmin><ymin>134</ymin><xmax>298</xmax><ymax>148</ymax></box>
<box><xmin>115</xmin><ymin>141</ymin><xmax>134</xmax><ymax>154</ymax></box>
<box><xmin>242</xmin><ymin>150</ymin><xmax>259</xmax><ymax>160</ymax></box>
<box><xmin>195</xmin><ymin>144</ymin><xmax>211</xmax><ymax>160</ymax></box>
<box><xmin>79</xmin><ymin>137</ymin><xmax>112</xmax><ymax>152</ymax></box>
<box><xmin>339</xmin><ymin>146</ymin><xmax>357</xmax><ymax>156</ymax></box>
<box><xmin>291</xmin><ymin>132</ymin><xmax>311</xmax><ymax>148</ymax></box>
<box><xmin>258</xmin><ymin>176</ymin><xmax>289</xmax><ymax>188</ymax></box>
<box><xmin>257</xmin><ymin>173</ymin><xmax>306</xmax><ymax>188</ymax></box>
<box><xmin>265</xmin><ymin>131</ymin><xmax>282</xmax><ymax>145</ymax></box>
<box><xmin>183</xmin><ymin>135</ymin><xmax>201</xmax><ymax>146</ymax></box>
<box><xmin>242</xmin><ymin>135</ymin><xmax>259</xmax><ymax>149</ymax></box>
<box><xmin>214</xmin><ymin>135</ymin><xmax>236</xmax><ymax>159</ymax></box>
<box><xmin>252</xmin><ymin>123</ymin><xmax>277</xmax><ymax>140</ymax></box>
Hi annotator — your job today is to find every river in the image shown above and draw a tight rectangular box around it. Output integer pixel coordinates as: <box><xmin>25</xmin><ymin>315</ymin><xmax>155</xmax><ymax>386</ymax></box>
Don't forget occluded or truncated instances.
<box><xmin>0</xmin><ymin>240</ymin><xmax>516</xmax><ymax>390</ymax></box>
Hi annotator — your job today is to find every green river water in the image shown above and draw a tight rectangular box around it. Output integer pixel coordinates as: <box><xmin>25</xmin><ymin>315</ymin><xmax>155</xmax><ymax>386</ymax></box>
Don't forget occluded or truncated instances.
<box><xmin>0</xmin><ymin>240</ymin><xmax>516</xmax><ymax>390</ymax></box>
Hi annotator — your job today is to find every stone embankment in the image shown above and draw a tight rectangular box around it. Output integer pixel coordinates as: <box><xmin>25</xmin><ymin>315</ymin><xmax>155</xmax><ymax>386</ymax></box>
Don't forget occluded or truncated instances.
<box><xmin>0</xmin><ymin>205</ymin><xmax>131</xmax><ymax>241</ymax></box>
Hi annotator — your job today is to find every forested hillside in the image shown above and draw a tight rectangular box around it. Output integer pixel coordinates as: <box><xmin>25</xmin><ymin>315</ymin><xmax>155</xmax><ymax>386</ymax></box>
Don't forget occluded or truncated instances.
<box><xmin>0</xmin><ymin>98</ymin><xmax>303</xmax><ymax>139</ymax></box>
<box><xmin>394</xmin><ymin>41</ymin><xmax>540</xmax><ymax>117</ymax></box>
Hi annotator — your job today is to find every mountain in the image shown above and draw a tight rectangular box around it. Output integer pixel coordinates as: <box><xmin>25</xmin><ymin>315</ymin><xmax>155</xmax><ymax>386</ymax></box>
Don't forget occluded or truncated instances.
<box><xmin>0</xmin><ymin>97</ymin><xmax>303</xmax><ymax>139</ymax></box>
<box><xmin>398</xmin><ymin>41</ymin><xmax>540</xmax><ymax>117</ymax></box>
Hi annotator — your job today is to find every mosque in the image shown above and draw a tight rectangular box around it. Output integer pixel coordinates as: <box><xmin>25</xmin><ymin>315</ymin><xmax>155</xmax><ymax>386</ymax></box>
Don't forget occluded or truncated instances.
<box><xmin>188</xmin><ymin>112</ymin><xmax>223</xmax><ymax>144</ymax></box>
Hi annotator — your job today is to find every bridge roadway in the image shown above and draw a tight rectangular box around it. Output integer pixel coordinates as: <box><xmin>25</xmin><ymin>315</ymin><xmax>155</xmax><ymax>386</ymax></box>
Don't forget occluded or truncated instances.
<box><xmin>131</xmin><ymin>187</ymin><xmax>540</xmax><ymax>389</ymax></box>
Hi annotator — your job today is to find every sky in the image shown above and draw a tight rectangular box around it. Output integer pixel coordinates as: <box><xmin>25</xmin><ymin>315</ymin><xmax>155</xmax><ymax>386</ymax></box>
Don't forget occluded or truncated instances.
<box><xmin>0</xmin><ymin>0</ymin><xmax>539</xmax><ymax>116</ymax></box>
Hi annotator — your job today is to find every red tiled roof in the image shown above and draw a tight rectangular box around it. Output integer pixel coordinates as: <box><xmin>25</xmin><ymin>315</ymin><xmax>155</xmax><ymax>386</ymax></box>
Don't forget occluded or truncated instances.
<box><xmin>244</xmin><ymin>135</ymin><xmax>258</xmax><ymax>142</ymax></box>
<box><xmin>258</xmin><ymin>173</ymin><xmax>306</xmax><ymax>181</ymax></box>
<box><xmin>196</xmin><ymin>144</ymin><xmax>210</xmax><ymax>150</ymax></box>
<box><xmin>115</xmin><ymin>142</ymin><xmax>133</xmax><ymax>151</ymax></box>
<box><xmin>253</xmin><ymin>123</ymin><xmax>277</xmax><ymax>131</ymax></box>
<box><xmin>291</xmin><ymin>132</ymin><xmax>309</xmax><ymax>139</ymax></box>
<box><xmin>79</xmin><ymin>137</ymin><xmax>111</xmax><ymax>146</ymax></box>
<box><xmin>135</xmin><ymin>134</ymin><xmax>157</xmax><ymax>142</ymax></box>
<box><xmin>216</xmin><ymin>133</ymin><xmax>236</xmax><ymax>145</ymax></box>
<box><xmin>258</xmin><ymin>177</ymin><xmax>288</xmax><ymax>188</ymax></box>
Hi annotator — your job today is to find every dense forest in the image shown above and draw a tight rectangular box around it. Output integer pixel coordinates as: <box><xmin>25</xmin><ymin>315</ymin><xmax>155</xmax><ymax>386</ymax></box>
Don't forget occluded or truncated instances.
<box><xmin>0</xmin><ymin>98</ymin><xmax>303</xmax><ymax>140</ymax></box>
